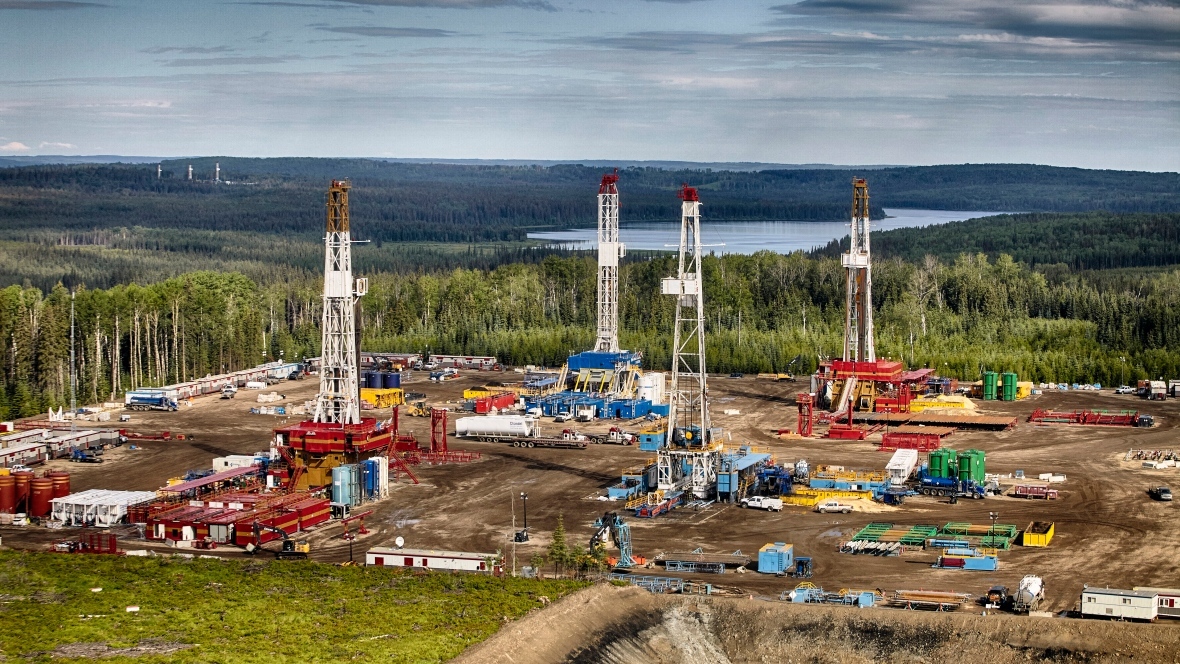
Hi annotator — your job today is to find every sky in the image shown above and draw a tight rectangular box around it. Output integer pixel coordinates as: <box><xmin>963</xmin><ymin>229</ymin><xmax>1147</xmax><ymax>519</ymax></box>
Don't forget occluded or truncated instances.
<box><xmin>0</xmin><ymin>0</ymin><xmax>1176</xmax><ymax>171</ymax></box>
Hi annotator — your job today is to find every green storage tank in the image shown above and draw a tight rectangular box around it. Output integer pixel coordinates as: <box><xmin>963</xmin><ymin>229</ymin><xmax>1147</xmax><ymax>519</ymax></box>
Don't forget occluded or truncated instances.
<box><xmin>982</xmin><ymin>372</ymin><xmax>998</xmax><ymax>400</ymax></box>
<box><xmin>928</xmin><ymin>450</ymin><xmax>950</xmax><ymax>478</ymax></box>
<box><xmin>960</xmin><ymin>449</ymin><xmax>986</xmax><ymax>483</ymax></box>
<box><xmin>1001</xmin><ymin>373</ymin><xmax>1018</xmax><ymax>401</ymax></box>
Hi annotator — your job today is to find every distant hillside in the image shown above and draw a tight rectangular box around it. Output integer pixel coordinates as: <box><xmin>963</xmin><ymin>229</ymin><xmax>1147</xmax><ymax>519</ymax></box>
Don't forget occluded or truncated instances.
<box><xmin>0</xmin><ymin>160</ymin><xmax>1175</xmax><ymax>244</ymax></box>
<box><xmin>819</xmin><ymin>212</ymin><xmax>1180</xmax><ymax>270</ymax></box>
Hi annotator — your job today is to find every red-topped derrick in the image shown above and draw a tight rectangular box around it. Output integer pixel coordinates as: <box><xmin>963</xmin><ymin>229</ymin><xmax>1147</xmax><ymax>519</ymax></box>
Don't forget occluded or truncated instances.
<box><xmin>678</xmin><ymin>183</ymin><xmax>699</xmax><ymax>202</ymax></box>
<box><xmin>599</xmin><ymin>169</ymin><xmax>619</xmax><ymax>194</ymax></box>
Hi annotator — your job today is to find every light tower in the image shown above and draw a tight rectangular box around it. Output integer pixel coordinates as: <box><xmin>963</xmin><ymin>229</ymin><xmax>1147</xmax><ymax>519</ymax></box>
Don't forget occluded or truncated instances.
<box><xmin>215</xmin><ymin>162</ymin><xmax>221</xmax><ymax>183</ymax></box>
<box><xmin>187</xmin><ymin>164</ymin><xmax>193</xmax><ymax>180</ymax></box>
<box><xmin>313</xmin><ymin>180</ymin><xmax>367</xmax><ymax>425</ymax></box>
<box><xmin>594</xmin><ymin>171</ymin><xmax>623</xmax><ymax>353</ymax></box>
<box><xmin>842</xmin><ymin>178</ymin><xmax>875</xmax><ymax>362</ymax></box>
<box><xmin>657</xmin><ymin>185</ymin><xmax>717</xmax><ymax>498</ymax></box>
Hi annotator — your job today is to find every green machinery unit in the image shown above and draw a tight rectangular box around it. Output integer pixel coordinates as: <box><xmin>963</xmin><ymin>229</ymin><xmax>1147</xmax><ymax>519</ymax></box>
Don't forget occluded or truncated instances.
<box><xmin>982</xmin><ymin>372</ymin><xmax>998</xmax><ymax>400</ymax></box>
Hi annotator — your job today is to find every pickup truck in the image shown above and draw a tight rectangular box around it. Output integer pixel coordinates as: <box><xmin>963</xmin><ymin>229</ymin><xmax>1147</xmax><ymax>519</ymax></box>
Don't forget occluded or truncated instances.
<box><xmin>815</xmin><ymin>499</ymin><xmax>853</xmax><ymax>514</ymax></box>
<box><xmin>1149</xmin><ymin>486</ymin><xmax>1173</xmax><ymax>501</ymax></box>
<box><xmin>740</xmin><ymin>496</ymin><xmax>783</xmax><ymax>512</ymax></box>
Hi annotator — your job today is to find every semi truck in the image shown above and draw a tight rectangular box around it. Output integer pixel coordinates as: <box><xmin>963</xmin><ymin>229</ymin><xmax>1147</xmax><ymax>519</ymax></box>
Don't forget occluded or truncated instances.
<box><xmin>125</xmin><ymin>395</ymin><xmax>179</xmax><ymax>412</ymax></box>
<box><xmin>917</xmin><ymin>472</ymin><xmax>986</xmax><ymax>499</ymax></box>
<box><xmin>1012</xmin><ymin>575</ymin><xmax>1044</xmax><ymax>613</ymax></box>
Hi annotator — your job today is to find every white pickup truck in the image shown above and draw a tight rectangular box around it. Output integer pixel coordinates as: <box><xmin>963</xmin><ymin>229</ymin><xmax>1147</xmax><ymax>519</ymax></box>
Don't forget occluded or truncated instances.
<box><xmin>815</xmin><ymin>499</ymin><xmax>853</xmax><ymax>514</ymax></box>
<box><xmin>740</xmin><ymin>496</ymin><xmax>783</xmax><ymax>512</ymax></box>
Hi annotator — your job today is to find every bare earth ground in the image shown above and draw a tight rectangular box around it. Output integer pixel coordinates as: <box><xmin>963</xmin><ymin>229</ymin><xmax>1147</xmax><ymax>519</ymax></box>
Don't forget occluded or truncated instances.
<box><xmin>4</xmin><ymin>372</ymin><xmax>1179</xmax><ymax>654</ymax></box>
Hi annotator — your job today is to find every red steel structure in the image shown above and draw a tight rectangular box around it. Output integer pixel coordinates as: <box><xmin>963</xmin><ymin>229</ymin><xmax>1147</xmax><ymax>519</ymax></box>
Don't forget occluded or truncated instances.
<box><xmin>796</xmin><ymin>394</ymin><xmax>814</xmax><ymax>437</ymax></box>
<box><xmin>1028</xmin><ymin>409</ymin><xmax>1139</xmax><ymax>426</ymax></box>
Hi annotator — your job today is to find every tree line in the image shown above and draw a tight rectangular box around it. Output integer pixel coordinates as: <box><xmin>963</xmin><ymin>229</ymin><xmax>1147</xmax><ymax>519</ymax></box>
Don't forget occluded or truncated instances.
<box><xmin>3</xmin><ymin>248</ymin><xmax>1180</xmax><ymax>419</ymax></box>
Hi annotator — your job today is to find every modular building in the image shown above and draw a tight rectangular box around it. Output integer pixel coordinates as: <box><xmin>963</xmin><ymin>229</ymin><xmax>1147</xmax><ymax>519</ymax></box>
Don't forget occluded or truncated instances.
<box><xmin>50</xmin><ymin>489</ymin><xmax>157</xmax><ymax>527</ymax></box>
<box><xmin>1134</xmin><ymin>588</ymin><xmax>1180</xmax><ymax>619</ymax></box>
<box><xmin>366</xmin><ymin>547</ymin><xmax>502</xmax><ymax>574</ymax></box>
<box><xmin>1080</xmin><ymin>588</ymin><xmax>1158</xmax><ymax>622</ymax></box>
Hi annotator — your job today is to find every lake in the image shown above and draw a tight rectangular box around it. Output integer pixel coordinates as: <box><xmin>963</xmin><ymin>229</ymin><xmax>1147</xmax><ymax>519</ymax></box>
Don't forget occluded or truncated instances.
<box><xmin>528</xmin><ymin>208</ymin><xmax>1002</xmax><ymax>254</ymax></box>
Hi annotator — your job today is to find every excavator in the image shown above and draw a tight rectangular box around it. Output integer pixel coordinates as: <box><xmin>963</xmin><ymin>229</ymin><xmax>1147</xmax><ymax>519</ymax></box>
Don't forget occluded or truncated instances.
<box><xmin>245</xmin><ymin>522</ymin><xmax>310</xmax><ymax>560</ymax></box>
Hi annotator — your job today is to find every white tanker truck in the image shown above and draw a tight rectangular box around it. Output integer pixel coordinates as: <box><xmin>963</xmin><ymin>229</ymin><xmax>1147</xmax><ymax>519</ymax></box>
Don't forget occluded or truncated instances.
<box><xmin>1013</xmin><ymin>575</ymin><xmax>1045</xmax><ymax>613</ymax></box>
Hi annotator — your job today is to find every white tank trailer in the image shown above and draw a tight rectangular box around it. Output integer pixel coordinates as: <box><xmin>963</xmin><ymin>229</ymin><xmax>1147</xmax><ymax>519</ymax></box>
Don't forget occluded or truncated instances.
<box><xmin>885</xmin><ymin>449</ymin><xmax>919</xmax><ymax>485</ymax></box>
<box><xmin>455</xmin><ymin>415</ymin><xmax>538</xmax><ymax>439</ymax></box>
<box><xmin>1014</xmin><ymin>575</ymin><xmax>1044</xmax><ymax>613</ymax></box>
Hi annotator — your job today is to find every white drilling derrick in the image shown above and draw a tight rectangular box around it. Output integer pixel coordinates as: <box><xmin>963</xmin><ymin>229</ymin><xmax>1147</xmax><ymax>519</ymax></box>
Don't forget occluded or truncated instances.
<box><xmin>657</xmin><ymin>185</ymin><xmax>717</xmax><ymax>499</ymax></box>
<box><xmin>594</xmin><ymin>171</ymin><xmax>623</xmax><ymax>353</ymax></box>
<box><xmin>313</xmin><ymin>180</ymin><xmax>368</xmax><ymax>425</ymax></box>
<box><xmin>841</xmin><ymin>178</ymin><xmax>875</xmax><ymax>362</ymax></box>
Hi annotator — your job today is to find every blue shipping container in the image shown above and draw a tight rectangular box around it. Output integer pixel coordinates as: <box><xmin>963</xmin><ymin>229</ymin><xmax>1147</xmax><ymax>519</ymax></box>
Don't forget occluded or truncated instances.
<box><xmin>757</xmin><ymin>542</ymin><xmax>794</xmax><ymax>574</ymax></box>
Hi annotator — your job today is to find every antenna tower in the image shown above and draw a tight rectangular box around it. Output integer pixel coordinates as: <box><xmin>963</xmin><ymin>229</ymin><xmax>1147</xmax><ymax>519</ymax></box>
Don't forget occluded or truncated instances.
<box><xmin>313</xmin><ymin>180</ymin><xmax>367</xmax><ymax>425</ymax></box>
<box><xmin>594</xmin><ymin>170</ymin><xmax>623</xmax><ymax>352</ymax></box>
<box><xmin>841</xmin><ymin>178</ymin><xmax>875</xmax><ymax>362</ymax></box>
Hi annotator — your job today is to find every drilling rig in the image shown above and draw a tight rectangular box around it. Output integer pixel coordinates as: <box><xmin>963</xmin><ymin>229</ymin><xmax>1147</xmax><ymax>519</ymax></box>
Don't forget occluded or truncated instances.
<box><xmin>656</xmin><ymin>185</ymin><xmax>720</xmax><ymax>499</ymax></box>
<box><xmin>273</xmin><ymin>181</ymin><xmax>393</xmax><ymax>489</ymax></box>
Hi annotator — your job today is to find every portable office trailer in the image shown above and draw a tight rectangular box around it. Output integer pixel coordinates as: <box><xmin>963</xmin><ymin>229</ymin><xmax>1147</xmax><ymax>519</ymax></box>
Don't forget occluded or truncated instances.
<box><xmin>1134</xmin><ymin>588</ymin><xmax>1180</xmax><ymax>619</ymax></box>
<box><xmin>1080</xmin><ymin>588</ymin><xmax>1158</xmax><ymax>622</ymax></box>
<box><xmin>366</xmin><ymin>547</ymin><xmax>502</xmax><ymax>573</ymax></box>
<box><xmin>1</xmin><ymin>441</ymin><xmax>48</xmax><ymax>467</ymax></box>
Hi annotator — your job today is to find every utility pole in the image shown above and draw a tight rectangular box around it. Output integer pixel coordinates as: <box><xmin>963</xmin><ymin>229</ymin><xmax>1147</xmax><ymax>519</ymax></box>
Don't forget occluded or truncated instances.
<box><xmin>511</xmin><ymin>492</ymin><xmax>517</xmax><ymax>577</ymax></box>
<box><xmin>70</xmin><ymin>289</ymin><xmax>77</xmax><ymax>432</ymax></box>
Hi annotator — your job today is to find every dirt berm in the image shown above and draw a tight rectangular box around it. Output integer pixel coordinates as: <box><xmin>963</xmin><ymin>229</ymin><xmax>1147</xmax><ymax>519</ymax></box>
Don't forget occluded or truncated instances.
<box><xmin>454</xmin><ymin>584</ymin><xmax>1180</xmax><ymax>664</ymax></box>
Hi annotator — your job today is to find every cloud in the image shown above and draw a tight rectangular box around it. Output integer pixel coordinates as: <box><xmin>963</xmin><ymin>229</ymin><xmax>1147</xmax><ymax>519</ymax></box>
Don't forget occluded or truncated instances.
<box><xmin>775</xmin><ymin>0</ymin><xmax>1180</xmax><ymax>45</ymax></box>
<box><xmin>141</xmin><ymin>46</ymin><xmax>236</xmax><ymax>54</ymax></box>
<box><xmin>0</xmin><ymin>142</ymin><xmax>31</xmax><ymax>152</ymax></box>
<box><xmin>318</xmin><ymin>26</ymin><xmax>456</xmax><ymax>38</ymax></box>
<box><xmin>0</xmin><ymin>1</ymin><xmax>103</xmax><ymax>8</ymax></box>
<box><xmin>37</xmin><ymin>141</ymin><xmax>76</xmax><ymax>149</ymax></box>
<box><xmin>160</xmin><ymin>56</ymin><xmax>300</xmax><ymax>67</ymax></box>
<box><xmin>320</xmin><ymin>0</ymin><xmax>556</xmax><ymax>10</ymax></box>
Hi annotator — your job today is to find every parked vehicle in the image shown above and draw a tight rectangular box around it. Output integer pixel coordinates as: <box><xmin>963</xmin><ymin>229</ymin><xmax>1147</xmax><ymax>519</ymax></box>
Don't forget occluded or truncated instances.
<box><xmin>1115</xmin><ymin>385</ymin><xmax>1135</xmax><ymax>395</ymax></box>
<box><xmin>125</xmin><ymin>394</ymin><xmax>179</xmax><ymax>412</ymax></box>
<box><xmin>593</xmin><ymin>427</ymin><xmax>634</xmax><ymax>445</ymax></box>
<box><xmin>917</xmin><ymin>472</ymin><xmax>987</xmax><ymax>499</ymax></box>
<box><xmin>69</xmin><ymin>449</ymin><xmax>103</xmax><ymax>464</ymax></box>
<box><xmin>728</xmin><ymin>373</ymin><xmax>744</xmax><ymax>379</ymax></box>
<box><xmin>986</xmin><ymin>585</ymin><xmax>1009</xmax><ymax>607</ymax></box>
<box><xmin>10</xmin><ymin>463</ymin><xmax>33</xmax><ymax>473</ymax></box>
<box><xmin>814</xmin><ymin>499</ymin><xmax>852</xmax><ymax>514</ymax></box>
<box><xmin>220</xmin><ymin>385</ymin><xmax>237</xmax><ymax>399</ymax></box>
<box><xmin>740</xmin><ymin>496</ymin><xmax>783</xmax><ymax>512</ymax></box>
<box><xmin>1013</xmin><ymin>575</ymin><xmax>1044</xmax><ymax>613</ymax></box>
<box><xmin>553</xmin><ymin>413</ymin><xmax>572</xmax><ymax>423</ymax></box>
<box><xmin>1149</xmin><ymin>486</ymin><xmax>1173</xmax><ymax>501</ymax></box>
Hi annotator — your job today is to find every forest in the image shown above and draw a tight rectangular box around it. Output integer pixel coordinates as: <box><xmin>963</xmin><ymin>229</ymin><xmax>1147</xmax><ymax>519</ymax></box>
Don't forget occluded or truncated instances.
<box><xmin>2</xmin><ymin>161</ymin><xmax>1177</xmax><ymax>246</ymax></box>
<box><xmin>2</xmin><ymin>247</ymin><xmax>1179</xmax><ymax>420</ymax></box>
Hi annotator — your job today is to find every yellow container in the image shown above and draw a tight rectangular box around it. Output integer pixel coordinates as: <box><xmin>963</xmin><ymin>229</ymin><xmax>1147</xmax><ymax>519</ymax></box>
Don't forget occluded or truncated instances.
<box><xmin>360</xmin><ymin>387</ymin><xmax>404</xmax><ymax>408</ymax></box>
<box><xmin>1021</xmin><ymin>521</ymin><xmax>1055</xmax><ymax>547</ymax></box>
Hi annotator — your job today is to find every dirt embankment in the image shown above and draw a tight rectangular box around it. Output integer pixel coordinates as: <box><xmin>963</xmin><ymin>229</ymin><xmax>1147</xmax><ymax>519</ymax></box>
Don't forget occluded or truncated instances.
<box><xmin>456</xmin><ymin>584</ymin><xmax>1180</xmax><ymax>664</ymax></box>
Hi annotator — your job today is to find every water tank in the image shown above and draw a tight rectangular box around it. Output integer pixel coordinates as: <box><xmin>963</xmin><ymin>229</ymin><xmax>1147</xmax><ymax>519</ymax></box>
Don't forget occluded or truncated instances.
<box><xmin>0</xmin><ymin>475</ymin><xmax>15</xmax><ymax>513</ymax></box>
<box><xmin>47</xmin><ymin>471</ymin><xmax>71</xmax><ymax>499</ymax></box>
<box><xmin>331</xmin><ymin>465</ymin><xmax>352</xmax><ymax>507</ymax></box>
<box><xmin>366</xmin><ymin>372</ymin><xmax>382</xmax><ymax>389</ymax></box>
<box><xmin>13</xmin><ymin>471</ymin><xmax>34</xmax><ymax>505</ymax></box>
<box><xmin>982</xmin><ymin>372</ymin><xmax>998</xmax><ymax>400</ymax></box>
<box><xmin>383</xmin><ymin>372</ymin><xmax>401</xmax><ymax>389</ymax></box>
<box><xmin>455</xmin><ymin>415</ymin><xmax>536</xmax><ymax>438</ymax></box>
<box><xmin>29</xmin><ymin>477</ymin><xmax>54</xmax><ymax>517</ymax></box>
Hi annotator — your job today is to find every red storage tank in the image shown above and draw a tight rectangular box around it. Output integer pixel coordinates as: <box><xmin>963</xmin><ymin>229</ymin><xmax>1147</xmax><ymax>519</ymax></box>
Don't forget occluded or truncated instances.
<box><xmin>0</xmin><ymin>474</ymin><xmax>15</xmax><ymax>513</ymax></box>
<box><xmin>13</xmin><ymin>471</ymin><xmax>34</xmax><ymax>508</ymax></box>
<box><xmin>47</xmin><ymin>471</ymin><xmax>71</xmax><ymax>499</ymax></box>
<box><xmin>29</xmin><ymin>477</ymin><xmax>54</xmax><ymax>517</ymax></box>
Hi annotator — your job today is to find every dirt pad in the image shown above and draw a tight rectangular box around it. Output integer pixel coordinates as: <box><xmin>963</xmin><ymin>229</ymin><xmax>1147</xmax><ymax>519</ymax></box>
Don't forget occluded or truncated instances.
<box><xmin>459</xmin><ymin>584</ymin><xmax>1180</xmax><ymax>664</ymax></box>
<box><xmin>43</xmin><ymin>639</ymin><xmax>192</xmax><ymax>659</ymax></box>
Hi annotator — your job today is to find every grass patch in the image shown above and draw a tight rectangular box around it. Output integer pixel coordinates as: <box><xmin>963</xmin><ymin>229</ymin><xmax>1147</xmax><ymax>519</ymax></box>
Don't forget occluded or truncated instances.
<box><xmin>0</xmin><ymin>551</ymin><xmax>587</xmax><ymax>663</ymax></box>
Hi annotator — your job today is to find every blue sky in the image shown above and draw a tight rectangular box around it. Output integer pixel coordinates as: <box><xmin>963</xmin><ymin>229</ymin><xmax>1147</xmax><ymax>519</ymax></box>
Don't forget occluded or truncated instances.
<box><xmin>0</xmin><ymin>0</ymin><xmax>1176</xmax><ymax>170</ymax></box>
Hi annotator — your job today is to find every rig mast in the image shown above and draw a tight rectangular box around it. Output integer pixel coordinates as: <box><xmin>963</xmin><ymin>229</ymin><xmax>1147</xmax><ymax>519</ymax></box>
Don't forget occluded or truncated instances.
<box><xmin>841</xmin><ymin>178</ymin><xmax>875</xmax><ymax>363</ymax></box>
<box><xmin>657</xmin><ymin>185</ymin><xmax>717</xmax><ymax>498</ymax></box>
<box><xmin>313</xmin><ymin>180</ymin><xmax>367</xmax><ymax>425</ymax></box>
<box><xmin>594</xmin><ymin>171</ymin><xmax>623</xmax><ymax>352</ymax></box>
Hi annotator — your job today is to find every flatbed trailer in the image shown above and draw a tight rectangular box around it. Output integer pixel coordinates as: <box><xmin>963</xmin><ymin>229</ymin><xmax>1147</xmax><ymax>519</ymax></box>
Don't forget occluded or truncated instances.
<box><xmin>467</xmin><ymin>434</ymin><xmax>587</xmax><ymax>449</ymax></box>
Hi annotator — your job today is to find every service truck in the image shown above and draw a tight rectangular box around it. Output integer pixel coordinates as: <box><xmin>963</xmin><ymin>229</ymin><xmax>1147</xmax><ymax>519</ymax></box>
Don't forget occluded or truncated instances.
<box><xmin>740</xmin><ymin>496</ymin><xmax>783</xmax><ymax>512</ymax></box>
<box><xmin>917</xmin><ymin>472</ymin><xmax>987</xmax><ymax>499</ymax></box>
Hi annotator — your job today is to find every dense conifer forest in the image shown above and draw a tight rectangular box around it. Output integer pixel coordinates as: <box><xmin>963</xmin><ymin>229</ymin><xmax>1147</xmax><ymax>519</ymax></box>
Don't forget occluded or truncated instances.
<box><xmin>0</xmin><ymin>160</ymin><xmax>1177</xmax><ymax>419</ymax></box>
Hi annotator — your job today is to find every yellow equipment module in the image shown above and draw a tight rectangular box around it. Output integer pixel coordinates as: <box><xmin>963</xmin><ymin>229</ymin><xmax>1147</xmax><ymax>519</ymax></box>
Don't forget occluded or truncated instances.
<box><xmin>360</xmin><ymin>387</ymin><xmax>404</xmax><ymax>408</ymax></box>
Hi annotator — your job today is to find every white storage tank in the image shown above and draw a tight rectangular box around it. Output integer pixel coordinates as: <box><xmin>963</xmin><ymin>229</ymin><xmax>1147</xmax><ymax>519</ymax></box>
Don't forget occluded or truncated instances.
<box><xmin>885</xmin><ymin>449</ymin><xmax>919</xmax><ymax>485</ymax></box>
<box><xmin>637</xmin><ymin>372</ymin><xmax>667</xmax><ymax>405</ymax></box>
<box><xmin>455</xmin><ymin>415</ymin><xmax>537</xmax><ymax>438</ymax></box>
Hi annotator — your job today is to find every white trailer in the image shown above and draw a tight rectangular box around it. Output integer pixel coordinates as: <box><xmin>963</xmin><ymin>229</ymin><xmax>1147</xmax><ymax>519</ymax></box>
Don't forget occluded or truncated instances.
<box><xmin>455</xmin><ymin>415</ymin><xmax>537</xmax><ymax>439</ymax></box>
<box><xmin>885</xmin><ymin>449</ymin><xmax>919</xmax><ymax>485</ymax></box>
<box><xmin>1135</xmin><ymin>587</ymin><xmax>1180</xmax><ymax>619</ymax></box>
<box><xmin>366</xmin><ymin>546</ymin><xmax>502</xmax><ymax>574</ymax></box>
<box><xmin>1080</xmin><ymin>587</ymin><xmax>1158</xmax><ymax>622</ymax></box>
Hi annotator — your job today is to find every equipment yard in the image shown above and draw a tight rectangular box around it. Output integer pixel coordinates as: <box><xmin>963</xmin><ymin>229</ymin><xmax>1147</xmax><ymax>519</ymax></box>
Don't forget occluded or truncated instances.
<box><xmin>6</xmin><ymin>372</ymin><xmax>1178</xmax><ymax>615</ymax></box>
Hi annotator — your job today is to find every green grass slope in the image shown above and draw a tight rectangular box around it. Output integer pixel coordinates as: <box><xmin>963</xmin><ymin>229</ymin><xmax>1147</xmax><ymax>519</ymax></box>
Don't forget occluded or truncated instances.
<box><xmin>0</xmin><ymin>551</ymin><xmax>586</xmax><ymax>664</ymax></box>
